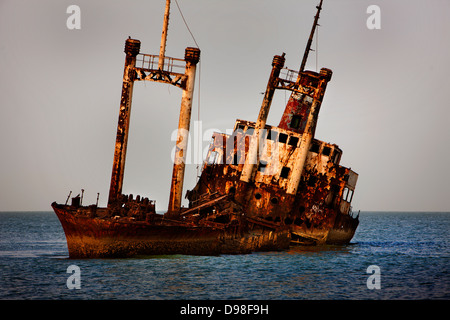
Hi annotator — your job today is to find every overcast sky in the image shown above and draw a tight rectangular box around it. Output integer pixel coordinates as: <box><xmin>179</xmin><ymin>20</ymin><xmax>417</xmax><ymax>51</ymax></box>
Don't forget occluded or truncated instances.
<box><xmin>0</xmin><ymin>0</ymin><xmax>449</xmax><ymax>212</ymax></box>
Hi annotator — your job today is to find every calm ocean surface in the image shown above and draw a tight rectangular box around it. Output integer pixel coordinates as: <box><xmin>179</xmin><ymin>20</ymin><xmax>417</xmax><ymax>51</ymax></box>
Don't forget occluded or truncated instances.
<box><xmin>0</xmin><ymin>211</ymin><xmax>449</xmax><ymax>300</ymax></box>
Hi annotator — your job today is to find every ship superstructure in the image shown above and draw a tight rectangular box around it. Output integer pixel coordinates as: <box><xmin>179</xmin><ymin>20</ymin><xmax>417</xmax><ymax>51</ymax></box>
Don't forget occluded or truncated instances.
<box><xmin>186</xmin><ymin>0</ymin><xmax>358</xmax><ymax>245</ymax></box>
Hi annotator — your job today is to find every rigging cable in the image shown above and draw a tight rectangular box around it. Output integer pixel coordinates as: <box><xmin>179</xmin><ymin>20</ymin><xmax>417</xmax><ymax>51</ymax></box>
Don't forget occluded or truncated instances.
<box><xmin>174</xmin><ymin>0</ymin><xmax>200</xmax><ymax>48</ymax></box>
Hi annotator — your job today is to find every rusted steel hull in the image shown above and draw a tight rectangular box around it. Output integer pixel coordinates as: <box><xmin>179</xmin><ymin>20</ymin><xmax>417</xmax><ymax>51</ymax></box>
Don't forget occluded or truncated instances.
<box><xmin>52</xmin><ymin>203</ymin><xmax>291</xmax><ymax>258</ymax></box>
<box><xmin>290</xmin><ymin>213</ymin><xmax>359</xmax><ymax>245</ymax></box>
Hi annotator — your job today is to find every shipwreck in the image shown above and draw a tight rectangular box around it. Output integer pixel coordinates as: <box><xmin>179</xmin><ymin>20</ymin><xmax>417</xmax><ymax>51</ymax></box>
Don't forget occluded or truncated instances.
<box><xmin>52</xmin><ymin>0</ymin><xmax>359</xmax><ymax>258</ymax></box>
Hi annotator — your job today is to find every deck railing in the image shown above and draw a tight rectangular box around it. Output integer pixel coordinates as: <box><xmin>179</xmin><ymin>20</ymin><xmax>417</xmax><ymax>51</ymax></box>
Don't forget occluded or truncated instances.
<box><xmin>136</xmin><ymin>53</ymin><xmax>186</xmax><ymax>75</ymax></box>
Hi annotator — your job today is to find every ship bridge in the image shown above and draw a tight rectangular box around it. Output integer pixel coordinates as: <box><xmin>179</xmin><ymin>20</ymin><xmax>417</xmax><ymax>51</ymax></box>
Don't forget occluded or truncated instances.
<box><xmin>189</xmin><ymin>118</ymin><xmax>358</xmax><ymax>223</ymax></box>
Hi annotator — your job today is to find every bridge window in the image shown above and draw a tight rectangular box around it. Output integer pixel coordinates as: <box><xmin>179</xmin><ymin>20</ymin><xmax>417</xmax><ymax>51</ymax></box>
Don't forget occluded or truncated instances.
<box><xmin>290</xmin><ymin>115</ymin><xmax>302</xmax><ymax>129</ymax></box>
<box><xmin>278</xmin><ymin>133</ymin><xmax>288</xmax><ymax>144</ymax></box>
<box><xmin>288</xmin><ymin>136</ymin><xmax>299</xmax><ymax>147</ymax></box>
<box><xmin>323</xmin><ymin>146</ymin><xmax>331</xmax><ymax>156</ymax></box>
<box><xmin>310</xmin><ymin>142</ymin><xmax>320</xmax><ymax>153</ymax></box>
<box><xmin>342</xmin><ymin>187</ymin><xmax>354</xmax><ymax>202</ymax></box>
<box><xmin>267</xmin><ymin>130</ymin><xmax>278</xmax><ymax>141</ymax></box>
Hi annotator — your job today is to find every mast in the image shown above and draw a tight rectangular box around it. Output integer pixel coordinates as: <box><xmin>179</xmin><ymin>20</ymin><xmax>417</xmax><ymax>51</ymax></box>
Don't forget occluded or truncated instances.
<box><xmin>108</xmin><ymin>0</ymin><xmax>200</xmax><ymax>212</ymax></box>
<box><xmin>108</xmin><ymin>38</ymin><xmax>141</xmax><ymax>206</ymax></box>
<box><xmin>286</xmin><ymin>0</ymin><xmax>331</xmax><ymax>196</ymax></box>
<box><xmin>277</xmin><ymin>0</ymin><xmax>325</xmax><ymax>133</ymax></box>
<box><xmin>299</xmin><ymin>0</ymin><xmax>323</xmax><ymax>74</ymax></box>
<box><xmin>167</xmin><ymin>47</ymin><xmax>200</xmax><ymax>217</ymax></box>
<box><xmin>158</xmin><ymin>0</ymin><xmax>171</xmax><ymax>70</ymax></box>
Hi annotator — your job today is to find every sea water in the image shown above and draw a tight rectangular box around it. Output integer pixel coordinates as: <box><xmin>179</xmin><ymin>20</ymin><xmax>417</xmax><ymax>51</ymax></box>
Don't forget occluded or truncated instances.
<box><xmin>0</xmin><ymin>211</ymin><xmax>449</xmax><ymax>300</ymax></box>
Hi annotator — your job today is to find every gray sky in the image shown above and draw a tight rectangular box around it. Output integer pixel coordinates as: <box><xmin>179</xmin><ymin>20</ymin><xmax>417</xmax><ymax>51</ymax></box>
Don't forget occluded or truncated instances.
<box><xmin>0</xmin><ymin>0</ymin><xmax>449</xmax><ymax>212</ymax></box>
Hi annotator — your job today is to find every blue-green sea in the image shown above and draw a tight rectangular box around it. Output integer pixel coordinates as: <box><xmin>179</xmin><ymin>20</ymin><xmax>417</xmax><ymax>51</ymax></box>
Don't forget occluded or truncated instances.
<box><xmin>0</xmin><ymin>211</ymin><xmax>449</xmax><ymax>301</ymax></box>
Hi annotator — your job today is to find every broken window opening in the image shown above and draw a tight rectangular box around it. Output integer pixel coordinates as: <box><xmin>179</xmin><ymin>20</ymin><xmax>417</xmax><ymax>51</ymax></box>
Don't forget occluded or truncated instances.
<box><xmin>347</xmin><ymin>189</ymin><xmax>354</xmax><ymax>203</ymax></box>
<box><xmin>290</xmin><ymin>115</ymin><xmax>302</xmax><ymax>129</ymax></box>
<box><xmin>342</xmin><ymin>187</ymin><xmax>349</xmax><ymax>201</ymax></box>
<box><xmin>278</xmin><ymin>133</ymin><xmax>288</xmax><ymax>144</ymax></box>
<box><xmin>322</xmin><ymin>146</ymin><xmax>331</xmax><ymax>156</ymax></box>
<box><xmin>280</xmin><ymin>166</ymin><xmax>290</xmax><ymax>179</ymax></box>
<box><xmin>310</xmin><ymin>142</ymin><xmax>320</xmax><ymax>153</ymax></box>
<box><xmin>288</xmin><ymin>136</ymin><xmax>299</xmax><ymax>147</ymax></box>
<box><xmin>267</xmin><ymin>130</ymin><xmax>278</xmax><ymax>141</ymax></box>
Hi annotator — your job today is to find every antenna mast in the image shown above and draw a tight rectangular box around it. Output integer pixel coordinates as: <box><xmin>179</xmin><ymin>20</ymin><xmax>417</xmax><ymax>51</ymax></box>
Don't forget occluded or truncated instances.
<box><xmin>299</xmin><ymin>0</ymin><xmax>323</xmax><ymax>73</ymax></box>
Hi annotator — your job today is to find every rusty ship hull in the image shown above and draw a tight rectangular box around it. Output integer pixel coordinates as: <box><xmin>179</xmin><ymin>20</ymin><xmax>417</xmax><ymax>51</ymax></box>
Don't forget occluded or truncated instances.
<box><xmin>52</xmin><ymin>202</ymin><xmax>291</xmax><ymax>258</ymax></box>
<box><xmin>52</xmin><ymin>196</ymin><xmax>355</xmax><ymax>258</ymax></box>
<box><xmin>52</xmin><ymin>0</ymin><xmax>360</xmax><ymax>258</ymax></box>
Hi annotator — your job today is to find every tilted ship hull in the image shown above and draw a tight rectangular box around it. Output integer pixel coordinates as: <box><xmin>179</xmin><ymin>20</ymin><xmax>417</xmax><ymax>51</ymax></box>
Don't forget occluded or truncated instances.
<box><xmin>52</xmin><ymin>0</ymin><xmax>359</xmax><ymax>258</ymax></box>
<box><xmin>52</xmin><ymin>202</ymin><xmax>291</xmax><ymax>258</ymax></box>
